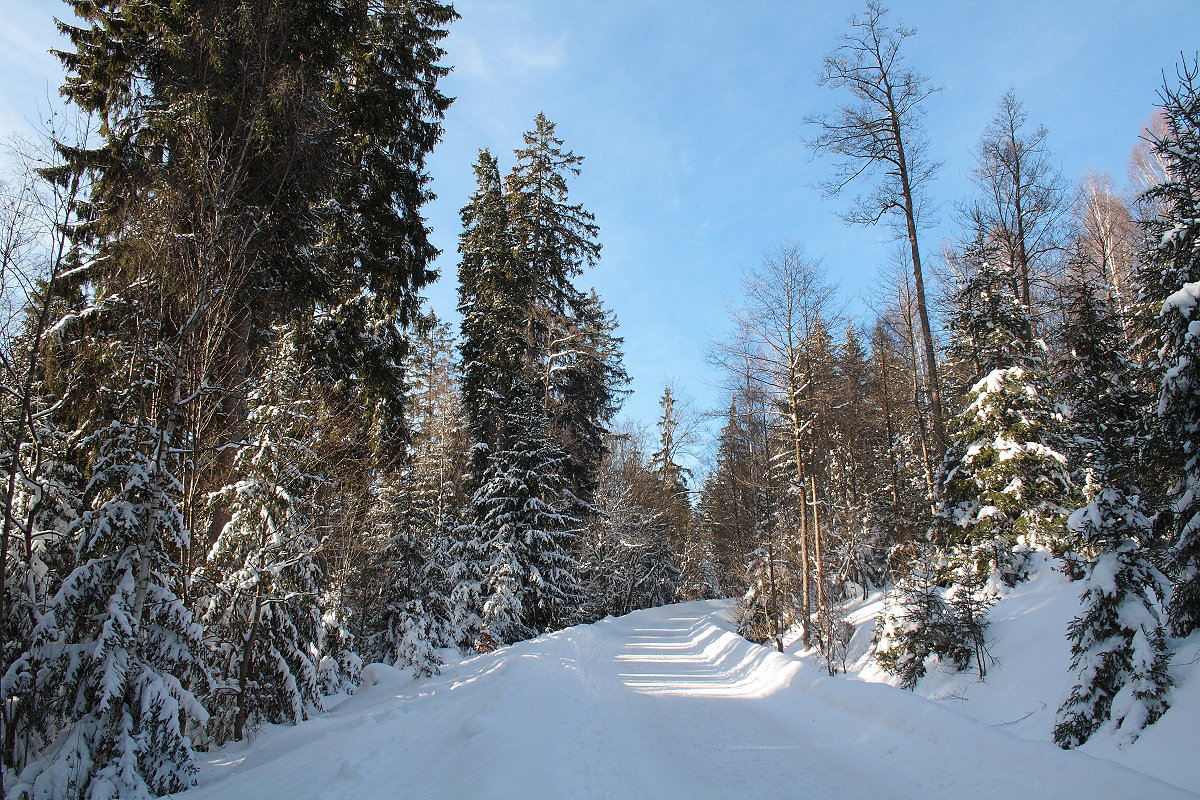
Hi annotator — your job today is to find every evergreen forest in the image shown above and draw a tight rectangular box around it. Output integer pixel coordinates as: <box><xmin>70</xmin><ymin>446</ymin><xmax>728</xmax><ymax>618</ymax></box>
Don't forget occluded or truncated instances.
<box><xmin>1</xmin><ymin>2</ymin><xmax>1199</xmax><ymax>798</ymax></box>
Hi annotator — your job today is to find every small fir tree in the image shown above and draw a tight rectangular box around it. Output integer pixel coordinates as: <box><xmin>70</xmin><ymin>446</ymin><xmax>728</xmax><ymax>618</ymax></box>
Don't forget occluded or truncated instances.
<box><xmin>1055</xmin><ymin>479</ymin><xmax>1171</xmax><ymax>748</ymax></box>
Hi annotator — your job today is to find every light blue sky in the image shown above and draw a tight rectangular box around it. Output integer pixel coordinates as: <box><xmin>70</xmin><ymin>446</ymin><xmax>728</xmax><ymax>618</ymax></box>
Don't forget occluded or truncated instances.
<box><xmin>3</xmin><ymin>0</ymin><xmax>1198</xmax><ymax>446</ymax></box>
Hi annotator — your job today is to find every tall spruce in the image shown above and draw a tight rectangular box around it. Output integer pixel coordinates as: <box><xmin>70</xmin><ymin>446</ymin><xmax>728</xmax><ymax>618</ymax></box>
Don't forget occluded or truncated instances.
<box><xmin>1141</xmin><ymin>60</ymin><xmax>1200</xmax><ymax>638</ymax></box>
<box><xmin>1054</xmin><ymin>284</ymin><xmax>1170</xmax><ymax>747</ymax></box>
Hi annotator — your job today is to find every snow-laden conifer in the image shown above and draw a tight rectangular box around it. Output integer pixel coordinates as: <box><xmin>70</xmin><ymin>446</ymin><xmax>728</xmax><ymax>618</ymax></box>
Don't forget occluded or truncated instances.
<box><xmin>12</xmin><ymin>420</ymin><xmax>208</xmax><ymax>800</ymax></box>
<box><xmin>935</xmin><ymin>246</ymin><xmax>1073</xmax><ymax>581</ymax></box>
<box><xmin>359</xmin><ymin>472</ymin><xmax>454</xmax><ymax>676</ymax></box>
<box><xmin>1140</xmin><ymin>60</ymin><xmax>1200</xmax><ymax>638</ymax></box>
<box><xmin>872</xmin><ymin>546</ymin><xmax>988</xmax><ymax>689</ymax></box>
<box><xmin>461</xmin><ymin>387</ymin><xmax>582</xmax><ymax>644</ymax></box>
<box><xmin>199</xmin><ymin>335</ymin><xmax>323</xmax><ymax>744</ymax></box>
<box><xmin>1054</xmin><ymin>479</ymin><xmax>1171</xmax><ymax>748</ymax></box>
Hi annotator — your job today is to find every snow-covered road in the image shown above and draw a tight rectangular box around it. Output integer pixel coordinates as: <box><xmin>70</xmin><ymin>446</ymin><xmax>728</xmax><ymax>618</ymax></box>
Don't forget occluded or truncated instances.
<box><xmin>181</xmin><ymin>601</ymin><xmax>1198</xmax><ymax>800</ymax></box>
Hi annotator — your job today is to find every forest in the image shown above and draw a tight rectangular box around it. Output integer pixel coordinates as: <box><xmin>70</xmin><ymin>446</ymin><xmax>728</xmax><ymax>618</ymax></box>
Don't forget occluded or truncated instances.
<box><xmin>1</xmin><ymin>1</ymin><xmax>1199</xmax><ymax>799</ymax></box>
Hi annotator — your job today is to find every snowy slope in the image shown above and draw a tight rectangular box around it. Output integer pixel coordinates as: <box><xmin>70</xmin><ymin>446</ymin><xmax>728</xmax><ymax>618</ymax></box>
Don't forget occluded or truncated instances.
<box><xmin>180</xmin><ymin>599</ymin><xmax>1195</xmax><ymax>800</ymax></box>
<box><xmin>817</xmin><ymin>552</ymin><xmax>1200</xmax><ymax>795</ymax></box>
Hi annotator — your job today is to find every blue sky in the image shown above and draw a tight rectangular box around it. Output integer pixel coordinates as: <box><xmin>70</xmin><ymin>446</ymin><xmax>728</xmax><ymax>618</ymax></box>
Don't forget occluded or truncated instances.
<box><xmin>3</xmin><ymin>0</ymin><xmax>1198</xmax><ymax>445</ymax></box>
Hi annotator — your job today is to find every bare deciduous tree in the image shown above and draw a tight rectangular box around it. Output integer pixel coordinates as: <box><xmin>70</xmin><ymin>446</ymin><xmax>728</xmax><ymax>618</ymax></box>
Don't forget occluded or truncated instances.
<box><xmin>966</xmin><ymin>90</ymin><xmax>1068</xmax><ymax>320</ymax></box>
<box><xmin>805</xmin><ymin>1</ymin><xmax>946</xmax><ymax>456</ymax></box>
<box><xmin>711</xmin><ymin>242</ymin><xmax>838</xmax><ymax>647</ymax></box>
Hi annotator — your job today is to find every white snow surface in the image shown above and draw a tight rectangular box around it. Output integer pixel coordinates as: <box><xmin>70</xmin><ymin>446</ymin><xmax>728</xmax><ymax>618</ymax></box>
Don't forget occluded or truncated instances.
<box><xmin>181</xmin><ymin>594</ymin><xmax>1196</xmax><ymax>800</ymax></box>
<box><xmin>828</xmin><ymin>552</ymin><xmax>1200</xmax><ymax>797</ymax></box>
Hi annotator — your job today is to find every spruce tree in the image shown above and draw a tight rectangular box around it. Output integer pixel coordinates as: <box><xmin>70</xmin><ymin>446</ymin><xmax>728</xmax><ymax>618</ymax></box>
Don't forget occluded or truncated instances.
<box><xmin>504</xmin><ymin>115</ymin><xmax>619</xmax><ymax>504</ymax></box>
<box><xmin>359</xmin><ymin>318</ymin><xmax>464</xmax><ymax>672</ymax></box>
<box><xmin>873</xmin><ymin>551</ymin><xmax>970</xmax><ymax>689</ymax></box>
<box><xmin>1140</xmin><ymin>60</ymin><xmax>1200</xmax><ymax>638</ymax></box>
<box><xmin>455</xmin><ymin>121</ymin><xmax>621</xmax><ymax>645</ymax></box>
<box><xmin>935</xmin><ymin>245</ymin><xmax>1072</xmax><ymax>581</ymax></box>
<box><xmin>13</xmin><ymin>419</ymin><xmax>208</xmax><ymax>800</ymax></box>
<box><xmin>461</xmin><ymin>386</ymin><xmax>582</xmax><ymax>644</ymax></box>
<box><xmin>737</xmin><ymin>535</ymin><xmax>799</xmax><ymax>653</ymax></box>
<box><xmin>200</xmin><ymin>331</ymin><xmax>324</xmax><ymax>745</ymax></box>
<box><xmin>650</xmin><ymin>387</ymin><xmax>707</xmax><ymax>597</ymax></box>
<box><xmin>359</xmin><ymin>473</ymin><xmax>449</xmax><ymax>676</ymax></box>
<box><xmin>1054</xmin><ymin>479</ymin><xmax>1171</xmax><ymax>748</ymax></box>
<box><xmin>458</xmin><ymin>150</ymin><xmax>524</xmax><ymax>469</ymax></box>
<box><xmin>544</xmin><ymin>291</ymin><xmax>630</xmax><ymax>506</ymax></box>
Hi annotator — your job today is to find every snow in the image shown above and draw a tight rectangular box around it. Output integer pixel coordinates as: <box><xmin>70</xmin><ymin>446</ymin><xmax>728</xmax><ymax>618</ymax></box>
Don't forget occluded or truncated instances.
<box><xmin>829</xmin><ymin>553</ymin><xmax>1200</xmax><ymax>796</ymax></box>
<box><xmin>177</xmin><ymin>595</ymin><xmax>1196</xmax><ymax>800</ymax></box>
<box><xmin>1162</xmin><ymin>280</ymin><xmax>1200</xmax><ymax>318</ymax></box>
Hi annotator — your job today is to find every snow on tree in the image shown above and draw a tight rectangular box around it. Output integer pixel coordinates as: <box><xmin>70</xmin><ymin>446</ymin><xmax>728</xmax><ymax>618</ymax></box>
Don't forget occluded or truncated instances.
<box><xmin>358</xmin><ymin>316</ymin><xmax>465</xmax><ymax>674</ymax></box>
<box><xmin>459</xmin><ymin>386</ymin><xmax>583</xmax><ymax>645</ymax></box>
<box><xmin>737</xmin><ymin>531</ymin><xmax>800</xmax><ymax>654</ymax></box>
<box><xmin>577</xmin><ymin>441</ymin><xmax>680</xmax><ymax>621</ymax></box>
<box><xmin>872</xmin><ymin>548</ymin><xmax>981</xmax><ymax>689</ymax></box>
<box><xmin>935</xmin><ymin>365</ymin><xmax>1073</xmax><ymax>580</ymax></box>
<box><xmin>698</xmin><ymin>400</ymin><xmax>762</xmax><ymax>594</ymax></box>
<box><xmin>543</xmin><ymin>291</ymin><xmax>629</xmax><ymax>508</ymax></box>
<box><xmin>935</xmin><ymin>245</ymin><xmax>1073</xmax><ymax>582</ymax></box>
<box><xmin>1054</xmin><ymin>479</ymin><xmax>1171</xmax><ymax>749</ymax></box>
<box><xmin>1048</xmin><ymin>273</ymin><xmax>1170</xmax><ymax>744</ymax></box>
<box><xmin>358</xmin><ymin>472</ymin><xmax>453</xmax><ymax>676</ymax></box>
<box><xmin>199</xmin><ymin>334</ymin><xmax>324</xmax><ymax>745</ymax></box>
<box><xmin>1140</xmin><ymin>59</ymin><xmax>1200</xmax><ymax>638</ymax></box>
<box><xmin>10</xmin><ymin>420</ymin><xmax>208</xmax><ymax>800</ymax></box>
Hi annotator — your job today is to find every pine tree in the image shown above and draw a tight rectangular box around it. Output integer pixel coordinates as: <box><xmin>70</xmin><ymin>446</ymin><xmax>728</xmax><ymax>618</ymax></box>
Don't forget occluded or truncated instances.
<box><xmin>1054</xmin><ymin>478</ymin><xmax>1171</xmax><ymax>748</ymax></box>
<box><xmin>460</xmin><ymin>387</ymin><xmax>583</xmax><ymax>645</ymax></box>
<box><xmin>1140</xmin><ymin>60</ymin><xmax>1200</xmax><ymax>638</ymax></box>
<box><xmin>199</xmin><ymin>332</ymin><xmax>324</xmax><ymax>745</ymax></box>
<box><xmin>12</xmin><ymin>420</ymin><xmax>208</xmax><ymax>800</ymax></box>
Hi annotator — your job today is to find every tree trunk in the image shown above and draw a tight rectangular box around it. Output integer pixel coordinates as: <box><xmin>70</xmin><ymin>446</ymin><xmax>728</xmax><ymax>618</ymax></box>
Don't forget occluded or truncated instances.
<box><xmin>885</xmin><ymin>84</ymin><xmax>946</xmax><ymax>460</ymax></box>
<box><xmin>810</xmin><ymin>474</ymin><xmax>826</xmax><ymax>620</ymax></box>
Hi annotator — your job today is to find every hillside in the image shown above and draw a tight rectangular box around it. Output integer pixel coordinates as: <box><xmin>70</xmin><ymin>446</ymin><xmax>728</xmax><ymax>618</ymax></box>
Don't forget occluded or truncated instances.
<box><xmin>803</xmin><ymin>553</ymin><xmax>1200</xmax><ymax>795</ymax></box>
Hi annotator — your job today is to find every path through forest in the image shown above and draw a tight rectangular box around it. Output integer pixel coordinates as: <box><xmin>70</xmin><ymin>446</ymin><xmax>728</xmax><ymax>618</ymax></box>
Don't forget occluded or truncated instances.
<box><xmin>180</xmin><ymin>601</ymin><xmax>1197</xmax><ymax>800</ymax></box>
